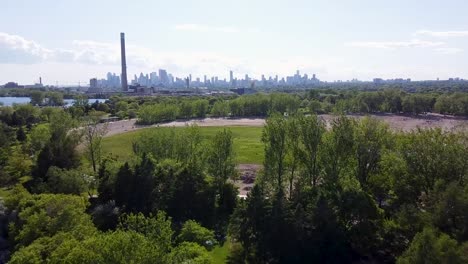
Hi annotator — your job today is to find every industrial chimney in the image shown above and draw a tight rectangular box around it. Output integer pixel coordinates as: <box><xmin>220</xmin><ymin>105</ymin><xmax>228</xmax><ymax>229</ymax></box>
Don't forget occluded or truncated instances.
<box><xmin>120</xmin><ymin>33</ymin><xmax>128</xmax><ymax>92</ymax></box>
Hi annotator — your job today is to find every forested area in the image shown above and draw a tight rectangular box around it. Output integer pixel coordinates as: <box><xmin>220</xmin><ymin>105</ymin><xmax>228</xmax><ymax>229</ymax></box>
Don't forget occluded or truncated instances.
<box><xmin>130</xmin><ymin>90</ymin><xmax>468</xmax><ymax>125</ymax></box>
<box><xmin>0</xmin><ymin>102</ymin><xmax>237</xmax><ymax>262</ymax></box>
<box><xmin>3</xmin><ymin>89</ymin><xmax>468</xmax><ymax>126</ymax></box>
<box><xmin>0</xmin><ymin>92</ymin><xmax>467</xmax><ymax>263</ymax></box>
<box><xmin>228</xmin><ymin>114</ymin><xmax>468</xmax><ymax>263</ymax></box>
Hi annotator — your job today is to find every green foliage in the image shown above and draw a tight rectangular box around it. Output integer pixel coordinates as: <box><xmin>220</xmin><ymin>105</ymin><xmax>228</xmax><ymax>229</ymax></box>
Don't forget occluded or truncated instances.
<box><xmin>8</xmin><ymin>190</ymin><xmax>96</xmax><ymax>249</ymax></box>
<box><xmin>46</xmin><ymin>92</ymin><xmax>64</xmax><ymax>106</ymax></box>
<box><xmin>170</xmin><ymin>242</ymin><xmax>212</xmax><ymax>264</ymax></box>
<box><xmin>15</xmin><ymin>126</ymin><xmax>26</xmax><ymax>142</ymax></box>
<box><xmin>397</xmin><ymin>228</ymin><xmax>466</xmax><ymax>264</ymax></box>
<box><xmin>30</xmin><ymin>91</ymin><xmax>45</xmax><ymax>106</ymax></box>
<box><xmin>206</xmin><ymin>129</ymin><xmax>237</xmax><ymax>191</ymax></box>
<box><xmin>297</xmin><ymin>114</ymin><xmax>325</xmax><ymax>187</ymax></box>
<box><xmin>354</xmin><ymin>116</ymin><xmax>390</xmax><ymax>189</ymax></box>
<box><xmin>399</xmin><ymin>128</ymin><xmax>466</xmax><ymax>195</ymax></box>
<box><xmin>47</xmin><ymin>231</ymin><xmax>167</xmax><ymax>264</ymax></box>
<box><xmin>262</xmin><ymin>114</ymin><xmax>288</xmax><ymax>192</ymax></box>
<box><xmin>137</xmin><ymin>103</ymin><xmax>178</xmax><ymax>124</ymax></box>
<box><xmin>45</xmin><ymin>166</ymin><xmax>90</xmax><ymax>195</ymax></box>
<box><xmin>103</xmin><ymin>126</ymin><xmax>263</xmax><ymax>164</ymax></box>
<box><xmin>429</xmin><ymin>182</ymin><xmax>468</xmax><ymax>241</ymax></box>
<box><xmin>211</xmin><ymin>100</ymin><xmax>230</xmax><ymax>117</ymax></box>
<box><xmin>29</xmin><ymin>124</ymin><xmax>50</xmax><ymax>154</ymax></box>
<box><xmin>32</xmin><ymin>111</ymin><xmax>81</xmax><ymax>181</ymax></box>
<box><xmin>178</xmin><ymin>220</ymin><xmax>216</xmax><ymax>249</ymax></box>
<box><xmin>194</xmin><ymin>99</ymin><xmax>209</xmax><ymax>118</ymax></box>
<box><xmin>118</xmin><ymin>212</ymin><xmax>174</xmax><ymax>252</ymax></box>
<box><xmin>179</xmin><ymin>101</ymin><xmax>194</xmax><ymax>119</ymax></box>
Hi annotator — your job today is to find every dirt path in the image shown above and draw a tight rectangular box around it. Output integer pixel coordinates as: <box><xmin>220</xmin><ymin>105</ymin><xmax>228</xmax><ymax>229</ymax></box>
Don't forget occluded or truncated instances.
<box><xmin>103</xmin><ymin>118</ymin><xmax>266</xmax><ymax>137</ymax></box>
<box><xmin>103</xmin><ymin>114</ymin><xmax>468</xmax><ymax>137</ymax></box>
<box><xmin>234</xmin><ymin>164</ymin><xmax>262</xmax><ymax>197</ymax></box>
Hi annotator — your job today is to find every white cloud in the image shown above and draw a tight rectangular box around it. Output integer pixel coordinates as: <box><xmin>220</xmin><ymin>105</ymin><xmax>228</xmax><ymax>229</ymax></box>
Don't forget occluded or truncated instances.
<box><xmin>173</xmin><ymin>24</ymin><xmax>240</xmax><ymax>33</ymax></box>
<box><xmin>0</xmin><ymin>32</ymin><xmax>53</xmax><ymax>63</ymax></box>
<box><xmin>433</xmin><ymin>47</ymin><xmax>463</xmax><ymax>55</ymax></box>
<box><xmin>346</xmin><ymin>39</ymin><xmax>445</xmax><ymax>49</ymax></box>
<box><xmin>415</xmin><ymin>30</ymin><xmax>468</xmax><ymax>37</ymax></box>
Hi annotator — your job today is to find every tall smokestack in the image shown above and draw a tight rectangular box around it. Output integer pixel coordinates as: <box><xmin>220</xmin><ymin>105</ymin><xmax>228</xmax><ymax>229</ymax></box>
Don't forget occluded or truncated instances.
<box><xmin>120</xmin><ymin>32</ymin><xmax>128</xmax><ymax>92</ymax></box>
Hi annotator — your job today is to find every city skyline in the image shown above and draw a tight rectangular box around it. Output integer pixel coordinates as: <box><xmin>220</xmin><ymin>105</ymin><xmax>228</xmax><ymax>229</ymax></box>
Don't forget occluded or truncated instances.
<box><xmin>2</xmin><ymin>0</ymin><xmax>468</xmax><ymax>84</ymax></box>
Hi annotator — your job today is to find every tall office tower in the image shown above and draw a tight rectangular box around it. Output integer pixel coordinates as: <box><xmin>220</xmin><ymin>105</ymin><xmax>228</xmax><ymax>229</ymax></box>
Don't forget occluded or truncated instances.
<box><xmin>150</xmin><ymin>72</ymin><xmax>158</xmax><ymax>85</ymax></box>
<box><xmin>229</xmin><ymin>70</ymin><xmax>233</xmax><ymax>85</ymax></box>
<box><xmin>120</xmin><ymin>33</ymin><xmax>128</xmax><ymax>91</ymax></box>
<box><xmin>159</xmin><ymin>69</ymin><xmax>169</xmax><ymax>84</ymax></box>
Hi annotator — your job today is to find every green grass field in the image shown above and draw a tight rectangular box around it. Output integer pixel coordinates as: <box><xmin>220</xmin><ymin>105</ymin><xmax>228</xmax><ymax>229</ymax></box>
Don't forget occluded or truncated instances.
<box><xmin>101</xmin><ymin>126</ymin><xmax>264</xmax><ymax>164</ymax></box>
<box><xmin>209</xmin><ymin>240</ymin><xmax>231</xmax><ymax>263</ymax></box>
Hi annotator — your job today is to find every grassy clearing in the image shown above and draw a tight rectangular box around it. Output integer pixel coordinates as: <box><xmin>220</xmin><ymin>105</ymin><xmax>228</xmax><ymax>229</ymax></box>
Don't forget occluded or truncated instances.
<box><xmin>101</xmin><ymin>126</ymin><xmax>264</xmax><ymax>164</ymax></box>
<box><xmin>209</xmin><ymin>240</ymin><xmax>231</xmax><ymax>263</ymax></box>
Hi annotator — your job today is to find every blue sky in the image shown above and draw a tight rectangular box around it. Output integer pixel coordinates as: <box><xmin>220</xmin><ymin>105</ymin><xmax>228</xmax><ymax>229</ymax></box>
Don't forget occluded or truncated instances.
<box><xmin>1</xmin><ymin>0</ymin><xmax>468</xmax><ymax>84</ymax></box>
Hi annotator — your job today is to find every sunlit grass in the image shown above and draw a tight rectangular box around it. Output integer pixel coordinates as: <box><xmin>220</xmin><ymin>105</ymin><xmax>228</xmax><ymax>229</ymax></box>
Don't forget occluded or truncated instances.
<box><xmin>209</xmin><ymin>239</ymin><xmax>231</xmax><ymax>264</ymax></box>
<box><xmin>101</xmin><ymin>126</ymin><xmax>264</xmax><ymax>164</ymax></box>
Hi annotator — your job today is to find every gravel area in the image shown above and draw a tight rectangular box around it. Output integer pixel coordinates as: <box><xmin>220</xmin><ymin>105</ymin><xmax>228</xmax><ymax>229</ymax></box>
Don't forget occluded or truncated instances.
<box><xmin>103</xmin><ymin>114</ymin><xmax>467</xmax><ymax>137</ymax></box>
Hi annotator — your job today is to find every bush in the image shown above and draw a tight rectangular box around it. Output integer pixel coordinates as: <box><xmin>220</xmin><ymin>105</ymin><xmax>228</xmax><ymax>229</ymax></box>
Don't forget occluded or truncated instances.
<box><xmin>178</xmin><ymin>220</ymin><xmax>216</xmax><ymax>250</ymax></box>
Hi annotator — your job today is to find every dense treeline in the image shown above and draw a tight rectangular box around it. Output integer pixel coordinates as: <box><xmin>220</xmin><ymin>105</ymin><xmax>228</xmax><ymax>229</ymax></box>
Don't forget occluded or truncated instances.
<box><xmin>132</xmin><ymin>90</ymin><xmax>468</xmax><ymax>125</ymax></box>
<box><xmin>227</xmin><ymin>114</ymin><xmax>468</xmax><ymax>263</ymax></box>
<box><xmin>4</xmin><ymin>89</ymin><xmax>466</xmax><ymax>126</ymax></box>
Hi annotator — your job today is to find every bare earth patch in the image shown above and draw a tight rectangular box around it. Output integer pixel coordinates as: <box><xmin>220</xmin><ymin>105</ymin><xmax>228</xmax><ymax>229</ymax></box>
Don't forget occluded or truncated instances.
<box><xmin>103</xmin><ymin>114</ymin><xmax>468</xmax><ymax>137</ymax></box>
<box><xmin>234</xmin><ymin>164</ymin><xmax>262</xmax><ymax>196</ymax></box>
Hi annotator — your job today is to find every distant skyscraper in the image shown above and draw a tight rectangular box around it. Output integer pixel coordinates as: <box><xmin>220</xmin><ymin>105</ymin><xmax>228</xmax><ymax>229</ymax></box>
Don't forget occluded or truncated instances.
<box><xmin>90</xmin><ymin>78</ymin><xmax>98</xmax><ymax>89</ymax></box>
<box><xmin>159</xmin><ymin>69</ymin><xmax>169</xmax><ymax>85</ymax></box>
<box><xmin>229</xmin><ymin>70</ymin><xmax>233</xmax><ymax>85</ymax></box>
<box><xmin>120</xmin><ymin>33</ymin><xmax>128</xmax><ymax>91</ymax></box>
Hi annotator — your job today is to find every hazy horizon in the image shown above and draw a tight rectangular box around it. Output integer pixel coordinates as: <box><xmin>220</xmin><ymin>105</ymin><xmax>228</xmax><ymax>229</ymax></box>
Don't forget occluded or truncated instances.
<box><xmin>1</xmin><ymin>0</ymin><xmax>468</xmax><ymax>85</ymax></box>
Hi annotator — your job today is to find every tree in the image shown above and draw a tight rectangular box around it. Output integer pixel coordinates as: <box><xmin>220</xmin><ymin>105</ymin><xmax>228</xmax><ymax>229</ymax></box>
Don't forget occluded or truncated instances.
<box><xmin>45</xmin><ymin>166</ymin><xmax>90</xmax><ymax>195</ymax></box>
<box><xmin>179</xmin><ymin>101</ymin><xmax>194</xmax><ymax>119</ymax></box>
<box><xmin>400</xmin><ymin>128</ymin><xmax>466</xmax><ymax>195</ymax></box>
<box><xmin>354</xmin><ymin>117</ymin><xmax>390</xmax><ymax>189</ymax></box>
<box><xmin>83</xmin><ymin>111</ymin><xmax>108</xmax><ymax>172</ymax></box>
<box><xmin>32</xmin><ymin>111</ymin><xmax>81</xmax><ymax>181</ymax></box>
<box><xmin>285</xmin><ymin>115</ymin><xmax>301</xmax><ymax>197</ymax></box>
<box><xmin>297</xmin><ymin>114</ymin><xmax>325</xmax><ymax>187</ymax></box>
<box><xmin>29</xmin><ymin>124</ymin><xmax>50</xmax><ymax>154</ymax></box>
<box><xmin>169</xmin><ymin>242</ymin><xmax>212</xmax><ymax>264</ymax></box>
<box><xmin>7</xmin><ymin>191</ymin><xmax>96</xmax><ymax>249</ymax></box>
<box><xmin>320</xmin><ymin>115</ymin><xmax>355</xmax><ymax>186</ymax></box>
<box><xmin>194</xmin><ymin>99</ymin><xmax>209</xmax><ymax>118</ymax></box>
<box><xmin>30</xmin><ymin>91</ymin><xmax>44</xmax><ymax>106</ymax></box>
<box><xmin>397</xmin><ymin>228</ymin><xmax>465</xmax><ymax>264</ymax></box>
<box><xmin>16</xmin><ymin>126</ymin><xmax>26</xmax><ymax>142</ymax></box>
<box><xmin>206</xmin><ymin>129</ymin><xmax>236</xmax><ymax>193</ymax></box>
<box><xmin>73</xmin><ymin>94</ymin><xmax>89</xmax><ymax>108</ymax></box>
<box><xmin>262</xmin><ymin>114</ymin><xmax>288</xmax><ymax>193</ymax></box>
<box><xmin>178</xmin><ymin>220</ymin><xmax>216</xmax><ymax>249</ymax></box>
<box><xmin>47</xmin><ymin>92</ymin><xmax>64</xmax><ymax>106</ymax></box>
<box><xmin>430</xmin><ymin>182</ymin><xmax>468</xmax><ymax>241</ymax></box>
<box><xmin>211</xmin><ymin>101</ymin><xmax>230</xmax><ymax>117</ymax></box>
<box><xmin>118</xmin><ymin>212</ymin><xmax>174</xmax><ymax>253</ymax></box>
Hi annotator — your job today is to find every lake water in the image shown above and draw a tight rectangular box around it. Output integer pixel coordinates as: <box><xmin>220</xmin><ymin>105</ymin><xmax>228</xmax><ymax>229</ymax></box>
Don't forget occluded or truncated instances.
<box><xmin>0</xmin><ymin>97</ymin><xmax>107</xmax><ymax>107</ymax></box>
